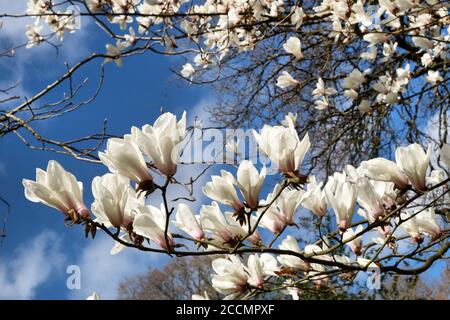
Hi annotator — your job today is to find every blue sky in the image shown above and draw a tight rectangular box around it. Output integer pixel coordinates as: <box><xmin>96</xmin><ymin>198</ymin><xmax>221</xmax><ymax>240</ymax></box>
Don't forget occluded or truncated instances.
<box><xmin>0</xmin><ymin>1</ymin><xmax>216</xmax><ymax>299</ymax></box>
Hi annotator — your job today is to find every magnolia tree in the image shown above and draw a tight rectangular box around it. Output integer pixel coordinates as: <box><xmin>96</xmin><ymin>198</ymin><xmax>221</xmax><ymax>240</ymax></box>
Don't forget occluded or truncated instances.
<box><xmin>1</xmin><ymin>0</ymin><xmax>449</xmax><ymax>300</ymax></box>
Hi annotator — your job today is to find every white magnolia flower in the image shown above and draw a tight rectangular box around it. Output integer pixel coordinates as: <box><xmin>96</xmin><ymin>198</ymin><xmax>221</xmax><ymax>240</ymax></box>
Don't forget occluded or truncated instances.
<box><xmin>172</xmin><ymin>203</ymin><xmax>204</xmax><ymax>241</ymax></box>
<box><xmin>99</xmin><ymin>137</ymin><xmax>153</xmax><ymax>185</ymax></box>
<box><xmin>281</xmin><ymin>112</ymin><xmax>297</xmax><ymax>127</ymax></box>
<box><xmin>277</xmin><ymin>235</ymin><xmax>309</xmax><ymax>271</ymax></box>
<box><xmin>350</xmin><ymin>0</ymin><xmax>372</xmax><ymax>27</ymax></box>
<box><xmin>312</xmin><ymin>78</ymin><xmax>337</xmax><ymax>97</ymax></box>
<box><xmin>200</xmin><ymin>202</ymin><xmax>240</xmax><ymax>245</ymax></box>
<box><xmin>245</xmin><ymin>254</ymin><xmax>278</xmax><ymax>289</ymax></box>
<box><xmin>359</xmin><ymin>158</ymin><xmax>409</xmax><ymax>190</ymax></box>
<box><xmin>357</xmin><ymin>257</ymin><xmax>379</xmax><ymax>270</ymax></box>
<box><xmin>105</xmin><ymin>40</ymin><xmax>128</xmax><ymax>67</ymax></box>
<box><xmin>133</xmin><ymin>203</ymin><xmax>174</xmax><ymax>250</ymax></box>
<box><xmin>23</xmin><ymin>160</ymin><xmax>89</xmax><ymax>219</ymax></box>
<box><xmin>203</xmin><ymin>170</ymin><xmax>243</xmax><ymax>211</ymax></box>
<box><xmin>192</xmin><ymin>291</ymin><xmax>210</xmax><ymax>300</ymax></box>
<box><xmin>235</xmin><ymin>160</ymin><xmax>266</xmax><ymax>209</ymax></box>
<box><xmin>395</xmin><ymin>143</ymin><xmax>431</xmax><ymax>192</ymax></box>
<box><xmin>110</xmin><ymin>234</ymin><xmax>132</xmax><ymax>255</ymax></box>
<box><xmin>283</xmin><ymin>36</ymin><xmax>303</xmax><ymax>60</ymax></box>
<box><xmin>400</xmin><ymin>208</ymin><xmax>441</xmax><ymax>242</ymax></box>
<box><xmin>363</xmin><ymin>32</ymin><xmax>386</xmax><ymax>45</ymax></box>
<box><xmin>421</xmin><ymin>53</ymin><xmax>433</xmax><ymax>67</ymax></box>
<box><xmin>225</xmin><ymin>213</ymin><xmax>262</xmax><ymax>245</ymax></box>
<box><xmin>86</xmin><ymin>292</ymin><xmax>101</xmax><ymax>300</ymax></box>
<box><xmin>342</xmin><ymin>225</ymin><xmax>364</xmax><ymax>255</ymax></box>
<box><xmin>181</xmin><ymin>63</ymin><xmax>195</xmax><ymax>80</ymax></box>
<box><xmin>314</xmin><ymin>97</ymin><xmax>330</xmax><ymax>110</ymax></box>
<box><xmin>300</xmin><ymin>176</ymin><xmax>327</xmax><ymax>218</ymax></box>
<box><xmin>358</xmin><ymin>100</ymin><xmax>371</xmax><ymax>113</ymax></box>
<box><xmin>343</xmin><ymin>69</ymin><xmax>366</xmax><ymax>90</ymax></box>
<box><xmin>132</xmin><ymin>111</ymin><xmax>186</xmax><ymax>176</ymax></box>
<box><xmin>425</xmin><ymin>70</ymin><xmax>443</xmax><ymax>85</ymax></box>
<box><xmin>211</xmin><ymin>255</ymin><xmax>248</xmax><ymax>299</ymax></box>
<box><xmin>291</xmin><ymin>6</ymin><xmax>304</xmax><ymax>29</ymax></box>
<box><xmin>259</xmin><ymin>184</ymin><xmax>303</xmax><ymax>233</ymax></box>
<box><xmin>91</xmin><ymin>173</ymin><xmax>141</xmax><ymax>228</ymax></box>
<box><xmin>324</xmin><ymin>172</ymin><xmax>357</xmax><ymax>231</ymax></box>
<box><xmin>276</xmin><ymin>71</ymin><xmax>299</xmax><ymax>89</ymax></box>
<box><xmin>25</xmin><ymin>23</ymin><xmax>44</xmax><ymax>48</ymax></box>
<box><xmin>356</xmin><ymin>177</ymin><xmax>385</xmax><ymax>219</ymax></box>
<box><xmin>360</xmin><ymin>45</ymin><xmax>377</xmax><ymax>61</ymax></box>
<box><xmin>283</xmin><ymin>279</ymin><xmax>300</xmax><ymax>300</ymax></box>
<box><xmin>253</xmin><ymin>122</ymin><xmax>310</xmax><ymax>174</ymax></box>
<box><xmin>85</xmin><ymin>0</ymin><xmax>103</xmax><ymax>12</ymax></box>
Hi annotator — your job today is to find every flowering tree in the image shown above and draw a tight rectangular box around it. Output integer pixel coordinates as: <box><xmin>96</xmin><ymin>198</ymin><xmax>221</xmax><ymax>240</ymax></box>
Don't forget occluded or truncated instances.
<box><xmin>2</xmin><ymin>0</ymin><xmax>449</xmax><ymax>299</ymax></box>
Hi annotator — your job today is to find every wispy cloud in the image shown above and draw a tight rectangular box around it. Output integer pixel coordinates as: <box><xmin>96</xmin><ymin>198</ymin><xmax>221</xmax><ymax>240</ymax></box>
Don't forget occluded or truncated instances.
<box><xmin>69</xmin><ymin>234</ymin><xmax>169</xmax><ymax>300</ymax></box>
<box><xmin>0</xmin><ymin>230</ymin><xmax>66</xmax><ymax>299</ymax></box>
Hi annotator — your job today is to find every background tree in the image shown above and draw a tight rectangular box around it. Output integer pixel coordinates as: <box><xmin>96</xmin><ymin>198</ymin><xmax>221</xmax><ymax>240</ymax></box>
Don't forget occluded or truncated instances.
<box><xmin>118</xmin><ymin>256</ymin><xmax>221</xmax><ymax>300</ymax></box>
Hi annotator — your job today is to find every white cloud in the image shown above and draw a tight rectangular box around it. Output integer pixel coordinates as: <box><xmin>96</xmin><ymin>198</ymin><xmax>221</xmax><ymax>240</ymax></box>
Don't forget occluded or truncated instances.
<box><xmin>70</xmin><ymin>234</ymin><xmax>169</xmax><ymax>300</ymax></box>
<box><xmin>0</xmin><ymin>230</ymin><xmax>66</xmax><ymax>299</ymax></box>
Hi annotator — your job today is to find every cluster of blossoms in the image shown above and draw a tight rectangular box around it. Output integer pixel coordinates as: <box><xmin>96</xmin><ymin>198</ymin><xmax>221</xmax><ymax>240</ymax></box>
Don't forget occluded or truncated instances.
<box><xmin>21</xmin><ymin>1</ymin><xmax>448</xmax><ymax>113</ymax></box>
<box><xmin>23</xmin><ymin>109</ymin><xmax>449</xmax><ymax>299</ymax></box>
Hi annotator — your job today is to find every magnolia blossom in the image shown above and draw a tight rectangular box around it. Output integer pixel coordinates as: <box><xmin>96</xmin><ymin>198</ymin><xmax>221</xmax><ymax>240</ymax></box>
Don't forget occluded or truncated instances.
<box><xmin>25</xmin><ymin>23</ymin><xmax>44</xmax><ymax>48</ymax></box>
<box><xmin>259</xmin><ymin>184</ymin><xmax>303</xmax><ymax>233</ymax></box>
<box><xmin>131</xmin><ymin>111</ymin><xmax>186</xmax><ymax>177</ymax></box>
<box><xmin>356</xmin><ymin>177</ymin><xmax>384</xmax><ymax>219</ymax></box>
<box><xmin>342</xmin><ymin>225</ymin><xmax>364</xmax><ymax>255</ymax></box>
<box><xmin>395</xmin><ymin>143</ymin><xmax>431</xmax><ymax>192</ymax></box>
<box><xmin>300</xmin><ymin>176</ymin><xmax>327</xmax><ymax>218</ymax></box>
<box><xmin>283</xmin><ymin>279</ymin><xmax>300</xmax><ymax>300</ymax></box>
<box><xmin>225</xmin><ymin>213</ymin><xmax>262</xmax><ymax>245</ymax></box>
<box><xmin>211</xmin><ymin>256</ymin><xmax>248</xmax><ymax>299</ymax></box>
<box><xmin>105</xmin><ymin>40</ymin><xmax>129</xmax><ymax>67</ymax></box>
<box><xmin>276</xmin><ymin>71</ymin><xmax>299</xmax><ymax>89</ymax></box>
<box><xmin>245</xmin><ymin>254</ymin><xmax>278</xmax><ymax>289</ymax></box>
<box><xmin>99</xmin><ymin>137</ymin><xmax>153</xmax><ymax>185</ymax></box>
<box><xmin>343</xmin><ymin>69</ymin><xmax>366</xmax><ymax>90</ymax></box>
<box><xmin>172</xmin><ymin>203</ymin><xmax>204</xmax><ymax>241</ymax></box>
<box><xmin>324</xmin><ymin>172</ymin><xmax>357</xmax><ymax>231</ymax></box>
<box><xmin>91</xmin><ymin>173</ymin><xmax>141</xmax><ymax>228</ymax></box>
<box><xmin>235</xmin><ymin>160</ymin><xmax>266</xmax><ymax>209</ymax></box>
<box><xmin>200</xmin><ymin>202</ymin><xmax>240</xmax><ymax>246</ymax></box>
<box><xmin>400</xmin><ymin>208</ymin><xmax>441</xmax><ymax>242</ymax></box>
<box><xmin>425</xmin><ymin>70</ymin><xmax>443</xmax><ymax>85</ymax></box>
<box><xmin>180</xmin><ymin>63</ymin><xmax>195</xmax><ymax>79</ymax></box>
<box><xmin>277</xmin><ymin>235</ymin><xmax>309</xmax><ymax>271</ymax></box>
<box><xmin>86</xmin><ymin>292</ymin><xmax>101</xmax><ymax>300</ymax></box>
<box><xmin>133</xmin><ymin>204</ymin><xmax>174</xmax><ymax>250</ymax></box>
<box><xmin>283</xmin><ymin>36</ymin><xmax>303</xmax><ymax>60</ymax></box>
<box><xmin>23</xmin><ymin>160</ymin><xmax>89</xmax><ymax>219</ymax></box>
<box><xmin>291</xmin><ymin>6</ymin><xmax>304</xmax><ymax>29</ymax></box>
<box><xmin>253</xmin><ymin>122</ymin><xmax>310</xmax><ymax>174</ymax></box>
<box><xmin>312</xmin><ymin>78</ymin><xmax>337</xmax><ymax>97</ymax></box>
<box><xmin>192</xmin><ymin>291</ymin><xmax>210</xmax><ymax>300</ymax></box>
<box><xmin>371</xmin><ymin>180</ymin><xmax>398</xmax><ymax>210</ymax></box>
<box><xmin>203</xmin><ymin>170</ymin><xmax>243</xmax><ymax>211</ymax></box>
<box><xmin>359</xmin><ymin>158</ymin><xmax>409</xmax><ymax>190</ymax></box>
<box><xmin>281</xmin><ymin>112</ymin><xmax>297</xmax><ymax>127</ymax></box>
